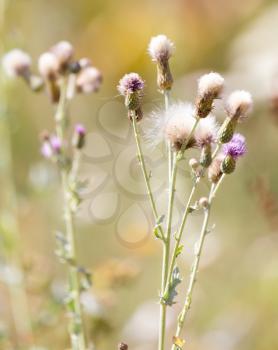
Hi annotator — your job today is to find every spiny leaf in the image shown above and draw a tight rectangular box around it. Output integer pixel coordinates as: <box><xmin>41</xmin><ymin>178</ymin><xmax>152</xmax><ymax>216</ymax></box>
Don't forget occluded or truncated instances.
<box><xmin>162</xmin><ymin>266</ymin><xmax>182</xmax><ymax>306</ymax></box>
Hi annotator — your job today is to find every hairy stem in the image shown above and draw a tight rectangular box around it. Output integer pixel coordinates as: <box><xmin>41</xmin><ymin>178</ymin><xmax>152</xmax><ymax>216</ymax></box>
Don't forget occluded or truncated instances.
<box><xmin>55</xmin><ymin>80</ymin><xmax>86</xmax><ymax>350</ymax></box>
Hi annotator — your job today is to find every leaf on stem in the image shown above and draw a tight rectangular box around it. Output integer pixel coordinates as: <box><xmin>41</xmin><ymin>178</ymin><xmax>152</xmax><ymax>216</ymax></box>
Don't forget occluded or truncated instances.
<box><xmin>153</xmin><ymin>214</ymin><xmax>165</xmax><ymax>240</ymax></box>
<box><xmin>175</xmin><ymin>244</ymin><xmax>184</xmax><ymax>258</ymax></box>
<box><xmin>162</xmin><ymin>266</ymin><xmax>182</xmax><ymax>306</ymax></box>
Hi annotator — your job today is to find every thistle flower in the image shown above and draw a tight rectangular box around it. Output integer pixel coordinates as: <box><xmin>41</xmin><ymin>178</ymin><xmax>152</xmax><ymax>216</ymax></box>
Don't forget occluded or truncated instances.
<box><xmin>148</xmin><ymin>34</ymin><xmax>174</xmax><ymax>91</ymax></box>
<box><xmin>221</xmin><ymin>133</ymin><xmax>246</xmax><ymax>174</ymax></box>
<box><xmin>226</xmin><ymin>90</ymin><xmax>253</xmax><ymax>121</ymax></box>
<box><xmin>146</xmin><ymin>102</ymin><xmax>196</xmax><ymax>151</ymax></box>
<box><xmin>2</xmin><ymin>49</ymin><xmax>32</xmax><ymax>78</ymax></box>
<box><xmin>76</xmin><ymin>67</ymin><xmax>102</xmax><ymax>94</ymax></box>
<box><xmin>50</xmin><ymin>41</ymin><xmax>74</xmax><ymax>70</ymax></box>
<box><xmin>72</xmin><ymin>123</ymin><xmax>86</xmax><ymax>149</ymax></box>
<box><xmin>118</xmin><ymin>73</ymin><xmax>144</xmax><ymax>120</ymax></box>
<box><xmin>50</xmin><ymin>135</ymin><xmax>62</xmax><ymax>154</ymax></box>
<box><xmin>218</xmin><ymin>90</ymin><xmax>252</xmax><ymax>144</ymax></box>
<box><xmin>196</xmin><ymin>72</ymin><xmax>224</xmax><ymax>118</ymax></box>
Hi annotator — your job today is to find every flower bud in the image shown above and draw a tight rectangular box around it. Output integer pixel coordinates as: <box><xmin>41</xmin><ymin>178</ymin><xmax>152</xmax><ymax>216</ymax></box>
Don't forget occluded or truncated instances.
<box><xmin>189</xmin><ymin>158</ymin><xmax>199</xmax><ymax>171</ymax></box>
<box><xmin>148</xmin><ymin>35</ymin><xmax>175</xmax><ymax>91</ymax></box>
<box><xmin>217</xmin><ymin>117</ymin><xmax>237</xmax><ymax>144</ymax></box>
<box><xmin>76</xmin><ymin>67</ymin><xmax>102</xmax><ymax>94</ymax></box>
<box><xmin>200</xmin><ymin>143</ymin><xmax>212</xmax><ymax>168</ymax></box>
<box><xmin>72</xmin><ymin>123</ymin><xmax>86</xmax><ymax>149</ymax></box>
<box><xmin>50</xmin><ymin>135</ymin><xmax>62</xmax><ymax>154</ymax></box>
<box><xmin>2</xmin><ymin>49</ymin><xmax>32</xmax><ymax>78</ymax></box>
<box><xmin>221</xmin><ymin>154</ymin><xmax>236</xmax><ymax>174</ymax></box>
<box><xmin>196</xmin><ymin>72</ymin><xmax>224</xmax><ymax>118</ymax></box>
<box><xmin>199</xmin><ymin>197</ymin><xmax>209</xmax><ymax>209</ymax></box>
<box><xmin>208</xmin><ymin>156</ymin><xmax>224</xmax><ymax>183</ymax></box>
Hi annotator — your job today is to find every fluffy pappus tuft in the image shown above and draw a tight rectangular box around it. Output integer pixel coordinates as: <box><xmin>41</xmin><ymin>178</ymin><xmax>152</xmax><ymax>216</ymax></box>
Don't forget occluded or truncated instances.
<box><xmin>117</xmin><ymin>73</ymin><xmax>144</xmax><ymax>96</ymax></box>
<box><xmin>76</xmin><ymin>67</ymin><xmax>102</xmax><ymax>94</ymax></box>
<box><xmin>38</xmin><ymin>52</ymin><xmax>59</xmax><ymax>79</ymax></box>
<box><xmin>198</xmin><ymin>72</ymin><xmax>224</xmax><ymax>99</ymax></box>
<box><xmin>2</xmin><ymin>49</ymin><xmax>32</xmax><ymax>78</ymax></box>
<box><xmin>50</xmin><ymin>41</ymin><xmax>74</xmax><ymax>68</ymax></box>
<box><xmin>145</xmin><ymin>102</ymin><xmax>196</xmax><ymax>150</ymax></box>
<box><xmin>226</xmin><ymin>90</ymin><xmax>253</xmax><ymax>121</ymax></box>
<box><xmin>195</xmin><ymin>115</ymin><xmax>218</xmax><ymax>147</ymax></box>
<box><xmin>222</xmin><ymin>133</ymin><xmax>247</xmax><ymax>159</ymax></box>
<box><xmin>148</xmin><ymin>34</ymin><xmax>175</xmax><ymax>62</ymax></box>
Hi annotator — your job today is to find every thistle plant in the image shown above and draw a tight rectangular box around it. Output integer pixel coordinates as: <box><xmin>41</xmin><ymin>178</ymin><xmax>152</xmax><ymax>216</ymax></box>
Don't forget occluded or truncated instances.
<box><xmin>3</xmin><ymin>40</ymin><xmax>103</xmax><ymax>349</ymax></box>
<box><xmin>118</xmin><ymin>34</ymin><xmax>252</xmax><ymax>350</ymax></box>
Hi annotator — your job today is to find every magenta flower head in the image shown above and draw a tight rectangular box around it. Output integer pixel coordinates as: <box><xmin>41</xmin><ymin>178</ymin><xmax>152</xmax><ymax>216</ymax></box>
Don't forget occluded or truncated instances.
<box><xmin>118</xmin><ymin>73</ymin><xmax>144</xmax><ymax>121</ymax></box>
<box><xmin>223</xmin><ymin>133</ymin><xmax>246</xmax><ymax>160</ymax></box>
<box><xmin>221</xmin><ymin>133</ymin><xmax>246</xmax><ymax>174</ymax></box>
<box><xmin>50</xmin><ymin>135</ymin><xmax>62</xmax><ymax>154</ymax></box>
<box><xmin>73</xmin><ymin>123</ymin><xmax>86</xmax><ymax>149</ymax></box>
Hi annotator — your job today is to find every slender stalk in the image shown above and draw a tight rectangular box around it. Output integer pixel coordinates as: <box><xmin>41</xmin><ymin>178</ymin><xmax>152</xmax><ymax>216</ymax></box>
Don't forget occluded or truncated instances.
<box><xmin>55</xmin><ymin>80</ymin><xmax>86</xmax><ymax>350</ymax></box>
<box><xmin>211</xmin><ymin>142</ymin><xmax>221</xmax><ymax>160</ymax></box>
<box><xmin>131</xmin><ymin>116</ymin><xmax>165</xmax><ymax>239</ymax></box>
<box><xmin>171</xmin><ymin>179</ymin><xmax>224</xmax><ymax>349</ymax></box>
<box><xmin>164</xmin><ymin>179</ymin><xmax>199</xmax><ymax>294</ymax></box>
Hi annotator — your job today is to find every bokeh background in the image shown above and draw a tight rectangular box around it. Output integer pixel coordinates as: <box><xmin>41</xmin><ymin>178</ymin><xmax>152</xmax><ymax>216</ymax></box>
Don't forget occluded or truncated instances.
<box><xmin>1</xmin><ymin>0</ymin><xmax>278</xmax><ymax>349</ymax></box>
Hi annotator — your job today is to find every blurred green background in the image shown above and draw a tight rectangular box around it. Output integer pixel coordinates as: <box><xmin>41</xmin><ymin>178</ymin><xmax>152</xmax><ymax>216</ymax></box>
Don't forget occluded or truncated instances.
<box><xmin>1</xmin><ymin>0</ymin><xmax>278</xmax><ymax>349</ymax></box>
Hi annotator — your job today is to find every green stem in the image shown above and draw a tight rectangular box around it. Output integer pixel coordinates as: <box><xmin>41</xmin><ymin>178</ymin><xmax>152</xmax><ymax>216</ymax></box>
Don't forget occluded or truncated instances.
<box><xmin>131</xmin><ymin>116</ymin><xmax>165</xmax><ymax>240</ymax></box>
<box><xmin>211</xmin><ymin>143</ymin><xmax>221</xmax><ymax>160</ymax></box>
<box><xmin>172</xmin><ymin>179</ymin><xmax>224</xmax><ymax>349</ymax></box>
<box><xmin>55</xmin><ymin>80</ymin><xmax>86</xmax><ymax>350</ymax></box>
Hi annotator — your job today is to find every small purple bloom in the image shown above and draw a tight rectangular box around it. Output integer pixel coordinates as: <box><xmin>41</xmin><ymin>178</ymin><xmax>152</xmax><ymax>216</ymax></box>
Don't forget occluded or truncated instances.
<box><xmin>75</xmin><ymin>123</ymin><xmax>86</xmax><ymax>136</ymax></box>
<box><xmin>50</xmin><ymin>135</ymin><xmax>62</xmax><ymax>153</ymax></box>
<box><xmin>41</xmin><ymin>141</ymin><xmax>52</xmax><ymax>158</ymax></box>
<box><xmin>223</xmin><ymin>133</ymin><xmax>247</xmax><ymax>159</ymax></box>
<box><xmin>117</xmin><ymin>73</ymin><xmax>144</xmax><ymax>95</ymax></box>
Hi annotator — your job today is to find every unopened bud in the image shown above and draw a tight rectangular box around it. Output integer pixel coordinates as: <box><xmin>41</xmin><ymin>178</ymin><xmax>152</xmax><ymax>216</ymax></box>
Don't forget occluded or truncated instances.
<box><xmin>199</xmin><ymin>143</ymin><xmax>212</xmax><ymax>168</ymax></box>
<box><xmin>73</xmin><ymin>123</ymin><xmax>86</xmax><ymax>149</ymax></box>
<box><xmin>217</xmin><ymin>117</ymin><xmax>237</xmax><ymax>144</ymax></box>
<box><xmin>189</xmin><ymin>158</ymin><xmax>199</xmax><ymax>170</ymax></box>
<box><xmin>208</xmin><ymin>156</ymin><xmax>223</xmax><ymax>183</ymax></box>
<box><xmin>221</xmin><ymin>154</ymin><xmax>236</xmax><ymax>174</ymax></box>
<box><xmin>199</xmin><ymin>197</ymin><xmax>209</xmax><ymax>209</ymax></box>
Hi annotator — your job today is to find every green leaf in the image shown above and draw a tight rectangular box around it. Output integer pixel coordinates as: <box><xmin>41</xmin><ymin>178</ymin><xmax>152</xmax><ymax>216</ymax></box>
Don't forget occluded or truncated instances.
<box><xmin>175</xmin><ymin>244</ymin><xmax>184</xmax><ymax>258</ymax></box>
<box><xmin>162</xmin><ymin>266</ymin><xmax>182</xmax><ymax>306</ymax></box>
<box><xmin>153</xmin><ymin>215</ymin><xmax>165</xmax><ymax>240</ymax></box>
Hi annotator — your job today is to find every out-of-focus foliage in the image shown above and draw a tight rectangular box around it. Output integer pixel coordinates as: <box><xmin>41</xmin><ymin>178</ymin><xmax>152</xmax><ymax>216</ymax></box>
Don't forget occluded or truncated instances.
<box><xmin>1</xmin><ymin>0</ymin><xmax>278</xmax><ymax>349</ymax></box>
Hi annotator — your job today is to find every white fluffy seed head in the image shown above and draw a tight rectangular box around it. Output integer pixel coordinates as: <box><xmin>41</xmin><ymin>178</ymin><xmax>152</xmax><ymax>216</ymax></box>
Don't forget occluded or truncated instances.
<box><xmin>145</xmin><ymin>102</ymin><xmax>196</xmax><ymax>150</ymax></box>
<box><xmin>198</xmin><ymin>72</ymin><xmax>224</xmax><ymax>98</ymax></box>
<box><xmin>195</xmin><ymin>115</ymin><xmax>219</xmax><ymax>147</ymax></box>
<box><xmin>76</xmin><ymin>67</ymin><xmax>102</xmax><ymax>94</ymax></box>
<box><xmin>38</xmin><ymin>52</ymin><xmax>59</xmax><ymax>79</ymax></box>
<box><xmin>2</xmin><ymin>49</ymin><xmax>32</xmax><ymax>77</ymax></box>
<box><xmin>50</xmin><ymin>41</ymin><xmax>74</xmax><ymax>66</ymax></box>
<box><xmin>226</xmin><ymin>90</ymin><xmax>253</xmax><ymax>121</ymax></box>
<box><xmin>148</xmin><ymin>34</ymin><xmax>175</xmax><ymax>62</ymax></box>
<box><xmin>79</xmin><ymin>58</ymin><xmax>92</xmax><ymax>69</ymax></box>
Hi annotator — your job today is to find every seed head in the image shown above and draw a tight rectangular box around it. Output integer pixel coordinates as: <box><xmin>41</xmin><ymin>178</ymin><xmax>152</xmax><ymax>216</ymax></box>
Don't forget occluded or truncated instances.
<box><xmin>148</xmin><ymin>34</ymin><xmax>175</xmax><ymax>62</ymax></box>
<box><xmin>195</xmin><ymin>115</ymin><xmax>218</xmax><ymax>147</ymax></box>
<box><xmin>76</xmin><ymin>67</ymin><xmax>102</xmax><ymax>94</ymax></box>
<box><xmin>2</xmin><ymin>49</ymin><xmax>32</xmax><ymax>78</ymax></box>
<box><xmin>50</xmin><ymin>41</ymin><xmax>74</xmax><ymax>68</ymax></box>
<box><xmin>197</xmin><ymin>72</ymin><xmax>224</xmax><ymax>99</ymax></box>
<box><xmin>38</xmin><ymin>52</ymin><xmax>59</xmax><ymax>79</ymax></box>
<box><xmin>226</xmin><ymin>90</ymin><xmax>253</xmax><ymax>121</ymax></box>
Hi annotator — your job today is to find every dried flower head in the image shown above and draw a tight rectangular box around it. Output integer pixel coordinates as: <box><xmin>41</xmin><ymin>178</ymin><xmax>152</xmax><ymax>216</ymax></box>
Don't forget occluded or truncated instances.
<box><xmin>79</xmin><ymin>58</ymin><xmax>92</xmax><ymax>69</ymax></box>
<box><xmin>146</xmin><ymin>102</ymin><xmax>196</xmax><ymax>151</ymax></box>
<box><xmin>222</xmin><ymin>133</ymin><xmax>246</xmax><ymax>160</ymax></box>
<box><xmin>2</xmin><ymin>49</ymin><xmax>32</xmax><ymax>78</ymax></box>
<box><xmin>148</xmin><ymin>34</ymin><xmax>175</xmax><ymax>62</ymax></box>
<box><xmin>226</xmin><ymin>90</ymin><xmax>253</xmax><ymax>121</ymax></box>
<box><xmin>195</xmin><ymin>115</ymin><xmax>218</xmax><ymax>147</ymax></box>
<box><xmin>50</xmin><ymin>41</ymin><xmax>74</xmax><ymax>69</ymax></box>
<box><xmin>38</xmin><ymin>52</ymin><xmax>59</xmax><ymax>79</ymax></box>
<box><xmin>198</xmin><ymin>72</ymin><xmax>224</xmax><ymax>99</ymax></box>
<box><xmin>76</xmin><ymin>67</ymin><xmax>102</xmax><ymax>94</ymax></box>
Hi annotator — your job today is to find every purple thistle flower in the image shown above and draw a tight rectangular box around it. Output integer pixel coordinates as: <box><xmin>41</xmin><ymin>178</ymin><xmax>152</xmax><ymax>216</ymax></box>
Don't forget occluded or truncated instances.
<box><xmin>223</xmin><ymin>133</ymin><xmax>246</xmax><ymax>159</ymax></box>
<box><xmin>50</xmin><ymin>135</ymin><xmax>62</xmax><ymax>153</ymax></box>
<box><xmin>75</xmin><ymin>123</ymin><xmax>86</xmax><ymax>136</ymax></box>
<box><xmin>117</xmin><ymin>73</ymin><xmax>144</xmax><ymax>96</ymax></box>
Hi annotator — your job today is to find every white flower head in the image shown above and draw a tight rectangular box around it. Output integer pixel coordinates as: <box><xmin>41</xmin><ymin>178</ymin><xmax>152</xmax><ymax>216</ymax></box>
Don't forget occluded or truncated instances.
<box><xmin>226</xmin><ymin>90</ymin><xmax>253</xmax><ymax>121</ymax></box>
<box><xmin>50</xmin><ymin>40</ymin><xmax>74</xmax><ymax>66</ymax></box>
<box><xmin>76</xmin><ymin>67</ymin><xmax>102</xmax><ymax>94</ymax></box>
<box><xmin>195</xmin><ymin>115</ymin><xmax>219</xmax><ymax>147</ymax></box>
<box><xmin>148</xmin><ymin>34</ymin><xmax>175</xmax><ymax>62</ymax></box>
<box><xmin>145</xmin><ymin>102</ymin><xmax>196</xmax><ymax>151</ymax></box>
<box><xmin>198</xmin><ymin>72</ymin><xmax>224</xmax><ymax>98</ymax></box>
<box><xmin>2</xmin><ymin>49</ymin><xmax>32</xmax><ymax>78</ymax></box>
<box><xmin>38</xmin><ymin>52</ymin><xmax>59</xmax><ymax>79</ymax></box>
